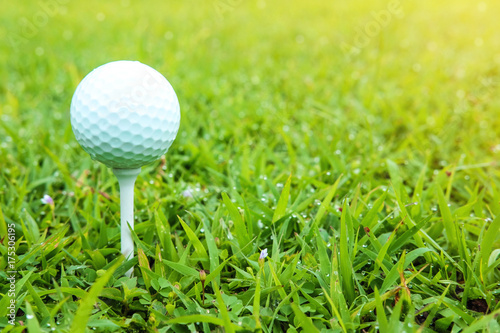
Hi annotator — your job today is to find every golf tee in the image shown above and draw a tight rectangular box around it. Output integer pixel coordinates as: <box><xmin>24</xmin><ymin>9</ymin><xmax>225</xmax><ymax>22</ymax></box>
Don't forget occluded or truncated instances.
<box><xmin>112</xmin><ymin>168</ymin><xmax>141</xmax><ymax>277</ymax></box>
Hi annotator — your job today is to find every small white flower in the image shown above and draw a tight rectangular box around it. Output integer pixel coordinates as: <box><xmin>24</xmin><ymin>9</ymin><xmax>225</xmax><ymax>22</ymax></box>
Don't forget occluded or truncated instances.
<box><xmin>41</xmin><ymin>194</ymin><xmax>54</xmax><ymax>205</ymax></box>
<box><xmin>259</xmin><ymin>248</ymin><xmax>268</xmax><ymax>260</ymax></box>
<box><xmin>181</xmin><ymin>189</ymin><xmax>193</xmax><ymax>198</ymax></box>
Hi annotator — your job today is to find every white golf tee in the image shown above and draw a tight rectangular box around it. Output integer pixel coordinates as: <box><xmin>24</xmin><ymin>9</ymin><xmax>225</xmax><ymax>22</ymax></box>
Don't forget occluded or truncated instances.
<box><xmin>112</xmin><ymin>168</ymin><xmax>141</xmax><ymax>277</ymax></box>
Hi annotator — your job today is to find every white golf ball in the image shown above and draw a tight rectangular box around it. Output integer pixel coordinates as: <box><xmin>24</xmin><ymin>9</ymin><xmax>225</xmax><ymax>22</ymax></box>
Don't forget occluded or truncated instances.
<box><xmin>70</xmin><ymin>60</ymin><xmax>180</xmax><ymax>169</ymax></box>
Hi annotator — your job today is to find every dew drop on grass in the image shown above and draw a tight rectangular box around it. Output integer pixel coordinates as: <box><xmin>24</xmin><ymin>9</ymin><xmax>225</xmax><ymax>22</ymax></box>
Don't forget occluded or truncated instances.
<box><xmin>27</xmin><ymin>314</ymin><xmax>34</xmax><ymax>319</ymax></box>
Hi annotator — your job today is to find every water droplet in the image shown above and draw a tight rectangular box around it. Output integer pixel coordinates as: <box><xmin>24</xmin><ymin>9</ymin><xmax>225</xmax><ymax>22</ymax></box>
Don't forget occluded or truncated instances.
<box><xmin>27</xmin><ymin>314</ymin><xmax>34</xmax><ymax>319</ymax></box>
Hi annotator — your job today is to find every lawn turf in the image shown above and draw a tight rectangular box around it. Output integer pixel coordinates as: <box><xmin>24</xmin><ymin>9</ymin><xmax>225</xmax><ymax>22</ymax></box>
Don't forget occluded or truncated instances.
<box><xmin>1</xmin><ymin>0</ymin><xmax>500</xmax><ymax>332</ymax></box>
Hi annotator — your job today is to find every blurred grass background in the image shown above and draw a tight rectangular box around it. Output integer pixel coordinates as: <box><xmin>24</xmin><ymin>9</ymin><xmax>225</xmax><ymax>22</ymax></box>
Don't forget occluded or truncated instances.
<box><xmin>1</xmin><ymin>0</ymin><xmax>499</xmax><ymax>177</ymax></box>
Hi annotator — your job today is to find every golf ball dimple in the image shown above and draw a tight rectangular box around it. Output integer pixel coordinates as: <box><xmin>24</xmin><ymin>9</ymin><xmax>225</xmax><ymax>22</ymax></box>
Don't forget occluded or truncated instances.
<box><xmin>70</xmin><ymin>60</ymin><xmax>180</xmax><ymax>169</ymax></box>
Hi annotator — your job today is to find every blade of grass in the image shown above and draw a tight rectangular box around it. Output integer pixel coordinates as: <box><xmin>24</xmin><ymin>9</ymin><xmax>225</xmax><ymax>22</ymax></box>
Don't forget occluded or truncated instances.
<box><xmin>339</xmin><ymin>200</ymin><xmax>355</xmax><ymax>304</ymax></box>
<box><xmin>374</xmin><ymin>288</ymin><xmax>388</xmax><ymax>332</ymax></box>
<box><xmin>436</xmin><ymin>184</ymin><xmax>458</xmax><ymax>250</ymax></box>
<box><xmin>291</xmin><ymin>302</ymin><xmax>320</xmax><ymax>332</ymax></box>
<box><xmin>480</xmin><ymin>215</ymin><xmax>500</xmax><ymax>284</ymax></box>
<box><xmin>305</xmin><ymin>174</ymin><xmax>342</xmax><ymax>242</ymax></box>
<box><xmin>253</xmin><ymin>269</ymin><xmax>262</xmax><ymax>330</ymax></box>
<box><xmin>272</xmin><ymin>173</ymin><xmax>292</xmax><ymax>223</ymax></box>
<box><xmin>222</xmin><ymin>192</ymin><xmax>251</xmax><ymax>252</ymax></box>
<box><xmin>212</xmin><ymin>280</ymin><xmax>235</xmax><ymax>333</ymax></box>
<box><xmin>178</xmin><ymin>215</ymin><xmax>209</xmax><ymax>265</ymax></box>
<box><xmin>25</xmin><ymin>302</ymin><xmax>42</xmax><ymax>332</ymax></box>
<box><xmin>70</xmin><ymin>257</ymin><xmax>123</xmax><ymax>333</ymax></box>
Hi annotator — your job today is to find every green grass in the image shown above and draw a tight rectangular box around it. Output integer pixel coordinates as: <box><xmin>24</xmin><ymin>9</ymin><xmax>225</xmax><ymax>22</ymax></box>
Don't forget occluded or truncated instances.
<box><xmin>1</xmin><ymin>0</ymin><xmax>500</xmax><ymax>332</ymax></box>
